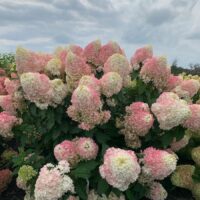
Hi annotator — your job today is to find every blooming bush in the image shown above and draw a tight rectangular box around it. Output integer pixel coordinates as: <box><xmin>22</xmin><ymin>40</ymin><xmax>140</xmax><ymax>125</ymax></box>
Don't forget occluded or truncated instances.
<box><xmin>0</xmin><ymin>41</ymin><xmax>200</xmax><ymax>200</ymax></box>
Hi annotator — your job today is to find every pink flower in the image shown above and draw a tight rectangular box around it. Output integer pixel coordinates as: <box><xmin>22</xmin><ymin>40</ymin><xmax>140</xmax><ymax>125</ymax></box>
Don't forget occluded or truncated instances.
<box><xmin>71</xmin><ymin>85</ymin><xmax>101</xmax><ymax>111</ymax></box>
<box><xmin>100</xmin><ymin>72</ymin><xmax>123</xmax><ymax>97</ymax></box>
<box><xmin>125</xmin><ymin>110</ymin><xmax>154</xmax><ymax>137</ymax></box>
<box><xmin>104</xmin><ymin>53</ymin><xmax>131</xmax><ymax>80</ymax></box>
<box><xmin>20</xmin><ymin>72</ymin><xmax>52</xmax><ymax>109</ymax></box>
<box><xmin>34</xmin><ymin>162</ymin><xmax>74</xmax><ymax>200</ymax></box>
<box><xmin>75</xmin><ymin>137</ymin><xmax>98</xmax><ymax>160</ymax></box>
<box><xmin>0</xmin><ymin>169</ymin><xmax>12</xmax><ymax>193</ymax></box>
<box><xmin>0</xmin><ymin>77</ymin><xmax>7</xmax><ymax>95</ymax></box>
<box><xmin>126</xmin><ymin>102</ymin><xmax>150</xmax><ymax>113</ymax></box>
<box><xmin>54</xmin><ymin>140</ymin><xmax>78</xmax><ymax>166</ymax></box>
<box><xmin>151</xmin><ymin>92</ymin><xmax>191</xmax><ymax>130</ymax></box>
<box><xmin>78</xmin><ymin>75</ymin><xmax>100</xmax><ymax>93</ymax></box>
<box><xmin>183</xmin><ymin>104</ymin><xmax>200</xmax><ymax>132</ymax></box>
<box><xmin>146</xmin><ymin>182</ymin><xmax>167</xmax><ymax>200</ymax></box>
<box><xmin>45</xmin><ymin>58</ymin><xmax>62</xmax><ymax>76</ymax></box>
<box><xmin>123</xmin><ymin>102</ymin><xmax>154</xmax><ymax>137</ymax></box>
<box><xmin>67</xmin><ymin>85</ymin><xmax>110</xmax><ymax>130</ymax></box>
<box><xmin>130</xmin><ymin>46</ymin><xmax>153</xmax><ymax>70</ymax></box>
<box><xmin>99</xmin><ymin>147</ymin><xmax>140</xmax><ymax>191</ymax></box>
<box><xmin>83</xmin><ymin>40</ymin><xmax>101</xmax><ymax>65</ymax></box>
<box><xmin>165</xmin><ymin>75</ymin><xmax>183</xmax><ymax>91</ymax></box>
<box><xmin>99</xmin><ymin>41</ymin><xmax>123</xmax><ymax>65</ymax></box>
<box><xmin>65</xmin><ymin>51</ymin><xmax>91</xmax><ymax>90</ymax></box>
<box><xmin>16</xmin><ymin>47</ymin><xmax>52</xmax><ymax>74</ymax></box>
<box><xmin>4</xmin><ymin>78</ymin><xmax>20</xmax><ymax>95</ymax></box>
<box><xmin>140</xmin><ymin>56</ymin><xmax>171</xmax><ymax>91</ymax></box>
<box><xmin>173</xmin><ymin>79</ymin><xmax>200</xmax><ymax>99</ymax></box>
<box><xmin>170</xmin><ymin>133</ymin><xmax>191</xmax><ymax>152</ymax></box>
<box><xmin>67</xmin><ymin>44</ymin><xmax>83</xmax><ymax>57</ymax></box>
<box><xmin>0</xmin><ymin>112</ymin><xmax>19</xmax><ymax>138</ymax></box>
<box><xmin>142</xmin><ymin>147</ymin><xmax>177</xmax><ymax>180</ymax></box>
<box><xmin>54</xmin><ymin>47</ymin><xmax>68</xmax><ymax>70</ymax></box>
<box><xmin>0</xmin><ymin>68</ymin><xmax>6</xmax><ymax>75</ymax></box>
<box><xmin>0</xmin><ymin>95</ymin><xmax>16</xmax><ymax>114</ymax></box>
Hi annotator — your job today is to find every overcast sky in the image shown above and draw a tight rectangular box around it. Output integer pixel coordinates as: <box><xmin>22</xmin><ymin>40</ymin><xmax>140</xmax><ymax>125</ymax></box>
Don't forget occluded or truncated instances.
<box><xmin>0</xmin><ymin>0</ymin><xmax>200</xmax><ymax>67</ymax></box>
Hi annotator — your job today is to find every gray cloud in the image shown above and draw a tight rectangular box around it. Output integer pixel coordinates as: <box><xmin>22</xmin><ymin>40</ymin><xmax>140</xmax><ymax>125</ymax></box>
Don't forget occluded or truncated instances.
<box><xmin>0</xmin><ymin>0</ymin><xmax>200</xmax><ymax>67</ymax></box>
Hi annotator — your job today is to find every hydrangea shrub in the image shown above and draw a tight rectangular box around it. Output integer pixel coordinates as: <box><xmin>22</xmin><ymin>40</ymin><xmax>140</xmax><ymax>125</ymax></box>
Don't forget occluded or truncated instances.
<box><xmin>0</xmin><ymin>41</ymin><xmax>200</xmax><ymax>200</ymax></box>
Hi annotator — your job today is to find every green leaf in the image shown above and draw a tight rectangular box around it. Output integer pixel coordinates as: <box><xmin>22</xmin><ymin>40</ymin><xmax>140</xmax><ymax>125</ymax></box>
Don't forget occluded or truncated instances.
<box><xmin>133</xmin><ymin>183</ymin><xmax>147</xmax><ymax>199</ymax></box>
<box><xmin>95</xmin><ymin>132</ymin><xmax>111</xmax><ymax>144</ymax></box>
<box><xmin>71</xmin><ymin>160</ymin><xmax>99</xmax><ymax>179</ymax></box>
<box><xmin>97</xmin><ymin>177</ymin><xmax>109</xmax><ymax>194</ymax></box>
<box><xmin>60</xmin><ymin>123</ymin><xmax>69</xmax><ymax>133</ymax></box>
<box><xmin>192</xmin><ymin>166</ymin><xmax>200</xmax><ymax>183</ymax></box>
<box><xmin>71</xmin><ymin>127</ymin><xmax>82</xmax><ymax>134</ymax></box>
<box><xmin>125</xmin><ymin>189</ymin><xmax>134</xmax><ymax>200</ymax></box>
<box><xmin>29</xmin><ymin>103</ymin><xmax>37</xmax><ymax>117</ymax></box>
<box><xmin>75</xmin><ymin>179</ymin><xmax>87</xmax><ymax>200</ymax></box>
<box><xmin>46</xmin><ymin>109</ymin><xmax>55</xmax><ymax>130</ymax></box>
<box><xmin>101</xmin><ymin>143</ymin><xmax>109</xmax><ymax>157</ymax></box>
<box><xmin>111</xmin><ymin>188</ymin><xmax>121</xmax><ymax>197</ymax></box>
<box><xmin>160</xmin><ymin>132</ymin><xmax>174</xmax><ymax>148</ymax></box>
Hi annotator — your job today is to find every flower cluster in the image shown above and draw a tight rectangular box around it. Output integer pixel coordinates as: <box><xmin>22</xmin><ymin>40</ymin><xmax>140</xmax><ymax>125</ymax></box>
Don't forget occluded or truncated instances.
<box><xmin>151</xmin><ymin>92</ymin><xmax>191</xmax><ymax>130</ymax></box>
<box><xmin>170</xmin><ymin>132</ymin><xmax>191</xmax><ymax>152</ymax></box>
<box><xmin>171</xmin><ymin>165</ymin><xmax>195</xmax><ymax>190</ymax></box>
<box><xmin>165</xmin><ymin>75</ymin><xmax>183</xmax><ymax>91</ymax></box>
<box><xmin>120</xmin><ymin>102</ymin><xmax>154</xmax><ymax>148</ymax></box>
<box><xmin>54</xmin><ymin>137</ymin><xmax>98</xmax><ymax>165</ymax></box>
<box><xmin>191</xmin><ymin>146</ymin><xmax>200</xmax><ymax>166</ymax></box>
<box><xmin>146</xmin><ymin>182</ymin><xmax>167</xmax><ymax>200</ymax></box>
<box><xmin>16</xmin><ymin>165</ymin><xmax>37</xmax><ymax>190</ymax></box>
<box><xmin>45</xmin><ymin>57</ymin><xmax>62</xmax><ymax>77</ymax></box>
<box><xmin>0</xmin><ymin>169</ymin><xmax>12</xmax><ymax>193</ymax></box>
<box><xmin>100</xmin><ymin>72</ymin><xmax>123</xmax><ymax>97</ymax></box>
<box><xmin>99</xmin><ymin>147</ymin><xmax>141</xmax><ymax>191</ymax></box>
<box><xmin>0</xmin><ymin>75</ymin><xmax>23</xmax><ymax>127</ymax></box>
<box><xmin>98</xmin><ymin>41</ymin><xmax>124</xmax><ymax>65</ymax></box>
<box><xmin>16</xmin><ymin>47</ymin><xmax>52</xmax><ymax>74</ymax></box>
<box><xmin>172</xmin><ymin>79</ymin><xmax>200</xmax><ymax>100</ymax></box>
<box><xmin>34</xmin><ymin>161</ymin><xmax>74</xmax><ymax>200</ymax></box>
<box><xmin>54</xmin><ymin>140</ymin><xmax>78</xmax><ymax>165</ymax></box>
<box><xmin>83</xmin><ymin>40</ymin><xmax>101</xmax><ymax>66</ymax></box>
<box><xmin>20</xmin><ymin>72</ymin><xmax>67</xmax><ymax>109</ymax></box>
<box><xmin>140</xmin><ymin>56</ymin><xmax>171</xmax><ymax>91</ymax></box>
<box><xmin>103</xmin><ymin>53</ymin><xmax>131</xmax><ymax>85</ymax></box>
<box><xmin>0</xmin><ymin>111</ymin><xmax>20</xmax><ymax>138</ymax></box>
<box><xmin>0</xmin><ymin>76</ymin><xmax>7</xmax><ymax>95</ymax></box>
<box><xmin>65</xmin><ymin>51</ymin><xmax>91</xmax><ymax>90</ymax></box>
<box><xmin>140</xmin><ymin>147</ymin><xmax>177</xmax><ymax>181</ymax></box>
<box><xmin>183</xmin><ymin>104</ymin><xmax>200</xmax><ymax>132</ymax></box>
<box><xmin>67</xmin><ymin>76</ymin><xmax>110</xmax><ymax>130</ymax></box>
<box><xmin>130</xmin><ymin>45</ymin><xmax>153</xmax><ymax>70</ymax></box>
<box><xmin>0</xmin><ymin>95</ymin><xmax>16</xmax><ymax>114</ymax></box>
<box><xmin>1</xmin><ymin>149</ymin><xmax>18</xmax><ymax>163</ymax></box>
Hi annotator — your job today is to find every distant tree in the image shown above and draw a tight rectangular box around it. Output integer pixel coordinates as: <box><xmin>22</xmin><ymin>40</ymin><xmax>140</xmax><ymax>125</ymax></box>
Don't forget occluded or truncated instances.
<box><xmin>171</xmin><ymin>60</ymin><xmax>200</xmax><ymax>75</ymax></box>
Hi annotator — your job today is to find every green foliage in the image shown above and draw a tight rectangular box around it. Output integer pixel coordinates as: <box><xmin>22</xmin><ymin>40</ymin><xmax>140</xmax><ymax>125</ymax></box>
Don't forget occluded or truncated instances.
<box><xmin>192</xmin><ymin>166</ymin><xmax>200</xmax><ymax>183</ymax></box>
<box><xmin>70</xmin><ymin>160</ymin><xmax>99</xmax><ymax>179</ymax></box>
<box><xmin>0</xmin><ymin>53</ymin><xmax>16</xmax><ymax>74</ymax></box>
